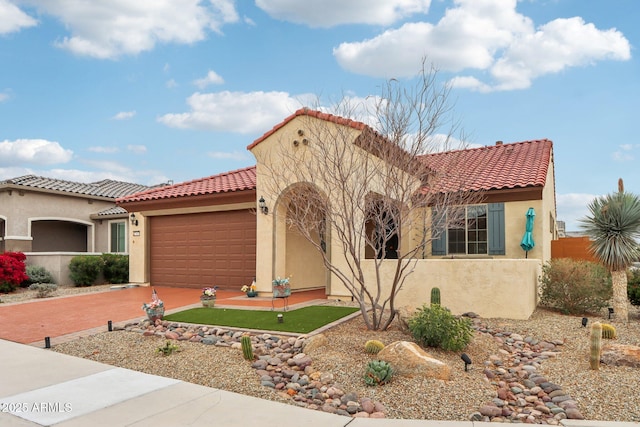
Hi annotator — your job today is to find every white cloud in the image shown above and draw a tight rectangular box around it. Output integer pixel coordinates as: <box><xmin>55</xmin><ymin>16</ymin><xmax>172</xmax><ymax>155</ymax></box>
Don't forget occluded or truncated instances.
<box><xmin>193</xmin><ymin>70</ymin><xmax>224</xmax><ymax>89</ymax></box>
<box><xmin>333</xmin><ymin>0</ymin><xmax>630</xmax><ymax>91</ymax></box>
<box><xmin>25</xmin><ymin>0</ymin><xmax>239</xmax><ymax>59</ymax></box>
<box><xmin>208</xmin><ymin>151</ymin><xmax>250</xmax><ymax>161</ymax></box>
<box><xmin>0</xmin><ymin>139</ymin><xmax>73</xmax><ymax>166</ymax></box>
<box><xmin>256</xmin><ymin>0</ymin><xmax>431</xmax><ymax>27</ymax></box>
<box><xmin>557</xmin><ymin>192</ymin><xmax>599</xmax><ymax>232</ymax></box>
<box><xmin>111</xmin><ymin>110</ymin><xmax>136</xmax><ymax>120</ymax></box>
<box><xmin>0</xmin><ymin>91</ymin><xmax>9</xmax><ymax>102</ymax></box>
<box><xmin>166</xmin><ymin>79</ymin><xmax>178</xmax><ymax>88</ymax></box>
<box><xmin>127</xmin><ymin>145</ymin><xmax>147</xmax><ymax>154</ymax></box>
<box><xmin>88</xmin><ymin>146</ymin><xmax>119</xmax><ymax>153</ymax></box>
<box><xmin>612</xmin><ymin>144</ymin><xmax>636</xmax><ymax>162</ymax></box>
<box><xmin>157</xmin><ymin>90</ymin><xmax>311</xmax><ymax>134</ymax></box>
<box><xmin>0</xmin><ymin>0</ymin><xmax>37</xmax><ymax>34</ymax></box>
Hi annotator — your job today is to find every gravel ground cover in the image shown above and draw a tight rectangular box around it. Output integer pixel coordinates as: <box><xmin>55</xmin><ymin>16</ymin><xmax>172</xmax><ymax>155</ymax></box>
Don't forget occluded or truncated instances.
<box><xmin>47</xmin><ymin>289</ymin><xmax>640</xmax><ymax>423</ymax></box>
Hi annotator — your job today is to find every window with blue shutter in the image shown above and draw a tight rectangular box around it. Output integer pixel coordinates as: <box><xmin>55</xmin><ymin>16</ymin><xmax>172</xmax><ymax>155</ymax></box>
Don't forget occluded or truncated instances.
<box><xmin>488</xmin><ymin>203</ymin><xmax>505</xmax><ymax>255</ymax></box>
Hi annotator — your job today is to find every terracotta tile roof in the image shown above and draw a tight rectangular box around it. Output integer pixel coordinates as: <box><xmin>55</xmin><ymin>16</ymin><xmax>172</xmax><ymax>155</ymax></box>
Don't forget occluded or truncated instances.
<box><xmin>0</xmin><ymin>175</ymin><xmax>154</xmax><ymax>198</ymax></box>
<box><xmin>117</xmin><ymin>166</ymin><xmax>256</xmax><ymax>203</ymax></box>
<box><xmin>247</xmin><ymin>108</ymin><xmax>368</xmax><ymax>150</ymax></box>
<box><xmin>419</xmin><ymin>139</ymin><xmax>553</xmax><ymax>193</ymax></box>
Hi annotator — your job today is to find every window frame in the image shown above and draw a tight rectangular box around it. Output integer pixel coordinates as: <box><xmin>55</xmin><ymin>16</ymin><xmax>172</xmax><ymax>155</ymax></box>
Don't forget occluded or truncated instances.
<box><xmin>108</xmin><ymin>220</ymin><xmax>127</xmax><ymax>253</ymax></box>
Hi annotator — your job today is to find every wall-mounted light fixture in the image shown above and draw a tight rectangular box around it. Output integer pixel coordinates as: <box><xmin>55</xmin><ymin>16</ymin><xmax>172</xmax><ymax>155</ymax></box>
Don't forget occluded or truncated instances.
<box><xmin>130</xmin><ymin>213</ymin><xmax>139</xmax><ymax>226</ymax></box>
<box><xmin>258</xmin><ymin>197</ymin><xmax>269</xmax><ymax>215</ymax></box>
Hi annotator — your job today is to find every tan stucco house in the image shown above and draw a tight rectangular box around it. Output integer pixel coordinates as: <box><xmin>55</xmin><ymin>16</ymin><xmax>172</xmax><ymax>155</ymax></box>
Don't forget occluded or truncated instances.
<box><xmin>0</xmin><ymin>175</ymin><xmax>155</xmax><ymax>284</ymax></box>
<box><xmin>118</xmin><ymin>109</ymin><xmax>558</xmax><ymax>319</ymax></box>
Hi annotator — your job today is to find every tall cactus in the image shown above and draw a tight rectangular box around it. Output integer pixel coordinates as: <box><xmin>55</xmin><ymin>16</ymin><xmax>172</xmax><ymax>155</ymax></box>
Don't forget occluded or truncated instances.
<box><xmin>590</xmin><ymin>321</ymin><xmax>602</xmax><ymax>370</ymax></box>
<box><xmin>430</xmin><ymin>287</ymin><xmax>441</xmax><ymax>306</ymax></box>
<box><xmin>241</xmin><ymin>335</ymin><xmax>254</xmax><ymax>361</ymax></box>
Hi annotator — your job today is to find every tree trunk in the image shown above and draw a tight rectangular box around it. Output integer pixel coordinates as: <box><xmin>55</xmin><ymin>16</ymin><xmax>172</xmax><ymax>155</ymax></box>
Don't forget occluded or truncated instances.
<box><xmin>611</xmin><ymin>269</ymin><xmax>629</xmax><ymax>323</ymax></box>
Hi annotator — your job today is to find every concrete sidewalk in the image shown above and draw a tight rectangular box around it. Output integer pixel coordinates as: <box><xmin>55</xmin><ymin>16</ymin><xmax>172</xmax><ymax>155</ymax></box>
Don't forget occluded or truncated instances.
<box><xmin>0</xmin><ymin>340</ymin><xmax>635</xmax><ymax>427</ymax></box>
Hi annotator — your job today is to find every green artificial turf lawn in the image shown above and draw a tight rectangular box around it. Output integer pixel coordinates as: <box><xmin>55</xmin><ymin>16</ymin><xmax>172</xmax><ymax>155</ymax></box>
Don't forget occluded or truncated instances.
<box><xmin>164</xmin><ymin>305</ymin><xmax>360</xmax><ymax>333</ymax></box>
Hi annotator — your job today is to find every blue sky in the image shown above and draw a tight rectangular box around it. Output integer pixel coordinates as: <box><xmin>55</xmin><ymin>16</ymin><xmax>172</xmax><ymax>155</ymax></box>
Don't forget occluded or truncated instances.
<box><xmin>0</xmin><ymin>0</ymin><xmax>637</xmax><ymax>231</ymax></box>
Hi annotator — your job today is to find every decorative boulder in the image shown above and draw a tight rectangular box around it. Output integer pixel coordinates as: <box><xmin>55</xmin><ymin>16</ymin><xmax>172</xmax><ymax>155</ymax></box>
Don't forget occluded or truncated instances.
<box><xmin>601</xmin><ymin>343</ymin><xmax>640</xmax><ymax>368</ymax></box>
<box><xmin>377</xmin><ymin>341</ymin><xmax>451</xmax><ymax>380</ymax></box>
<box><xmin>302</xmin><ymin>333</ymin><xmax>328</xmax><ymax>354</ymax></box>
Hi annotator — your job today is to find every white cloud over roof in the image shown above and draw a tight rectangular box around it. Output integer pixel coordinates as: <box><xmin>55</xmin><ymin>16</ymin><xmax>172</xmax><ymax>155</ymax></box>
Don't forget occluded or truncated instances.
<box><xmin>0</xmin><ymin>139</ymin><xmax>73</xmax><ymax>166</ymax></box>
<box><xmin>333</xmin><ymin>0</ymin><xmax>630</xmax><ymax>91</ymax></box>
<box><xmin>256</xmin><ymin>0</ymin><xmax>431</xmax><ymax>27</ymax></box>
<box><xmin>157</xmin><ymin>90</ymin><xmax>312</xmax><ymax>134</ymax></box>
<box><xmin>22</xmin><ymin>0</ymin><xmax>239</xmax><ymax>59</ymax></box>
<box><xmin>0</xmin><ymin>0</ymin><xmax>37</xmax><ymax>34</ymax></box>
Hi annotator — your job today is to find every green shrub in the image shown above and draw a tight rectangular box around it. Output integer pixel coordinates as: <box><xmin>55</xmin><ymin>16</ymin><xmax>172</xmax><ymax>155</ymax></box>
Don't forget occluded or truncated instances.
<box><xmin>22</xmin><ymin>265</ymin><xmax>55</xmax><ymax>287</ymax></box>
<box><xmin>28</xmin><ymin>283</ymin><xmax>58</xmax><ymax>298</ymax></box>
<box><xmin>539</xmin><ymin>258</ymin><xmax>612</xmax><ymax>315</ymax></box>
<box><xmin>102</xmin><ymin>254</ymin><xmax>129</xmax><ymax>284</ymax></box>
<box><xmin>69</xmin><ymin>255</ymin><xmax>103</xmax><ymax>287</ymax></box>
<box><xmin>363</xmin><ymin>360</ymin><xmax>393</xmax><ymax>386</ymax></box>
<box><xmin>628</xmin><ymin>269</ymin><xmax>640</xmax><ymax>306</ymax></box>
<box><xmin>408</xmin><ymin>303</ymin><xmax>473</xmax><ymax>352</ymax></box>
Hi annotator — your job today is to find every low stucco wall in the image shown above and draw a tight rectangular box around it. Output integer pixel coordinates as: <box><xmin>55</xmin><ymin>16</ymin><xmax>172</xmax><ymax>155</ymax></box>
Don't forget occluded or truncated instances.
<box><xmin>330</xmin><ymin>259</ymin><xmax>542</xmax><ymax>320</ymax></box>
<box><xmin>25</xmin><ymin>252</ymin><xmax>106</xmax><ymax>286</ymax></box>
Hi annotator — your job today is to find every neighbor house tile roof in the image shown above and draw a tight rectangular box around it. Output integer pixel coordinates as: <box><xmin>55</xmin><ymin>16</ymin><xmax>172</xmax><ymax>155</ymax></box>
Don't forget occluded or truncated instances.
<box><xmin>419</xmin><ymin>139</ymin><xmax>553</xmax><ymax>193</ymax></box>
<box><xmin>117</xmin><ymin>166</ymin><xmax>256</xmax><ymax>203</ymax></box>
<box><xmin>0</xmin><ymin>175</ymin><xmax>154</xmax><ymax>198</ymax></box>
<box><xmin>247</xmin><ymin>108</ymin><xmax>368</xmax><ymax>150</ymax></box>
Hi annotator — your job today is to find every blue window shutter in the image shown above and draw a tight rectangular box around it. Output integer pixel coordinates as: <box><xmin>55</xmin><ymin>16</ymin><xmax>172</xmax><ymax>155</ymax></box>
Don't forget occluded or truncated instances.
<box><xmin>488</xmin><ymin>203</ymin><xmax>505</xmax><ymax>255</ymax></box>
<box><xmin>431</xmin><ymin>208</ymin><xmax>446</xmax><ymax>255</ymax></box>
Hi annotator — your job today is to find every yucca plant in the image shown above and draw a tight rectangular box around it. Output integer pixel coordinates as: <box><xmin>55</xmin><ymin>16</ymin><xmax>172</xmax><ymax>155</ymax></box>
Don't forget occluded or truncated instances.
<box><xmin>580</xmin><ymin>178</ymin><xmax>640</xmax><ymax>322</ymax></box>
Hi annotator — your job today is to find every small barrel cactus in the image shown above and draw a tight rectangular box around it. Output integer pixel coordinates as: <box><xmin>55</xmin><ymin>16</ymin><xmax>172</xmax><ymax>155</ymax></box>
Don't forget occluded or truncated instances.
<box><xmin>601</xmin><ymin>323</ymin><xmax>617</xmax><ymax>339</ymax></box>
<box><xmin>364</xmin><ymin>360</ymin><xmax>393</xmax><ymax>386</ymax></box>
<box><xmin>430</xmin><ymin>287</ymin><xmax>441</xmax><ymax>306</ymax></box>
<box><xmin>590</xmin><ymin>321</ymin><xmax>602</xmax><ymax>370</ymax></box>
<box><xmin>364</xmin><ymin>339</ymin><xmax>385</xmax><ymax>354</ymax></box>
<box><xmin>241</xmin><ymin>335</ymin><xmax>254</xmax><ymax>360</ymax></box>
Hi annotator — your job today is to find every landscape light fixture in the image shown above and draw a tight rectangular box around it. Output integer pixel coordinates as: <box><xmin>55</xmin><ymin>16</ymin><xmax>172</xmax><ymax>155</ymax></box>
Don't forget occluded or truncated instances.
<box><xmin>130</xmin><ymin>213</ymin><xmax>138</xmax><ymax>226</ymax></box>
<box><xmin>259</xmin><ymin>196</ymin><xmax>269</xmax><ymax>215</ymax></box>
<box><xmin>277</xmin><ymin>313</ymin><xmax>284</xmax><ymax>323</ymax></box>
<box><xmin>608</xmin><ymin>307</ymin><xmax>614</xmax><ymax>319</ymax></box>
<box><xmin>582</xmin><ymin>317</ymin><xmax>588</xmax><ymax>327</ymax></box>
<box><xmin>461</xmin><ymin>353</ymin><xmax>472</xmax><ymax>372</ymax></box>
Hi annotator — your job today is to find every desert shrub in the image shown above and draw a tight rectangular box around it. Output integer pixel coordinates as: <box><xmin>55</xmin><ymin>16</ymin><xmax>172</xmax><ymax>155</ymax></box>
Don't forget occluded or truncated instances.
<box><xmin>28</xmin><ymin>283</ymin><xmax>58</xmax><ymax>298</ymax></box>
<box><xmin>539</xmin><ymin>258</ymin><xmax>612</xmax><ymax>315</ymax></box>
<box><xmin>408</xmin><ymin>303</ymin><xmax>473</xmax><ymax>352</ymax></box>
<box><xmin>69</xmin><ymin>255</ymin><xmax>103</xmax><ymax>287</ymax></box>
<box><xmin>102</xmin><ymin>254</ymin><xmax>129</xmax><ymax>284</ymax></box>
<box><xmin>22</xmin><ymin>265</ymin><xmax>55</xmax><ymax>287</ymax></box>
<box><xmin>628</xmin><ymin>269</ymin><xmax>640</xmax><ymax>306</ymax></box>
<box><xmin>0</xmin><ymin>251</ymin><xmax>28</xmax><ymax>293</ymax></box>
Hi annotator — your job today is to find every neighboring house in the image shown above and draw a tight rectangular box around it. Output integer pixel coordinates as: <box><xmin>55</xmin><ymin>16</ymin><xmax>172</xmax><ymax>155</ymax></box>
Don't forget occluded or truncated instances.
<box><xmin>0</xmin><ymin>175</ymin><xmax>157</xmax><ymax>284</ymax></box>
<box><xmin>119</xmin><ymin>109</ymin><xmax>558</xmax><ymax>319</ymax></box>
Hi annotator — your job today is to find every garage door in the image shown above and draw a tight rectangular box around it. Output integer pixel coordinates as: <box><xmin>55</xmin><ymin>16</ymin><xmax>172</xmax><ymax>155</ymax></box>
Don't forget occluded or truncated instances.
<box><xmin>150</xmin><ymin>210</ymin><xmax>256</xmax><ymax>289</ymax></box>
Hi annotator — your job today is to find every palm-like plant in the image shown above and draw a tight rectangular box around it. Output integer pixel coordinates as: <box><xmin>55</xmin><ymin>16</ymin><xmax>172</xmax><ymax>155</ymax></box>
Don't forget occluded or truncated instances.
<box><xmin>580</xmin><ymin>179</ymin><xmax>640</xmax><ymax>322</ymax></box>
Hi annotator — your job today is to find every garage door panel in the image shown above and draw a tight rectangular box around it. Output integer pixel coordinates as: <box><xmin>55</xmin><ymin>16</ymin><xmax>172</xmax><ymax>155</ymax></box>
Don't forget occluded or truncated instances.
<box><xmin>150</xmin><ymin>210</ymin><xmax>256</xmax><ymax>289</ymax></box>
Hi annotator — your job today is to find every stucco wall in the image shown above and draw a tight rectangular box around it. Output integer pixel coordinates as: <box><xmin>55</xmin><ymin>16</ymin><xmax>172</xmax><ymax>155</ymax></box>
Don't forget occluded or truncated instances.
<box><xmin>328</xmin><ymin>258</ymin><xmax>541</xmax><ymax>320</ymax></box>
<box><xmin>25</xmin><ymin>252</ymin><xmax>106</xmax><ymax>286</ymax></box>
<box><xmin>0</xmin><ymin>190</ymin><xmax>117</xmax><ymax>253</ymax></box>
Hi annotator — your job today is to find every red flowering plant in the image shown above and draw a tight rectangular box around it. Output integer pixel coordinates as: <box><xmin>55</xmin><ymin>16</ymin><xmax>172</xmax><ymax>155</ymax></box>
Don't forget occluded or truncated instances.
<box><xmin>0</xmin><ymin>252</ymin><xmax>29</xmax><ymax>293</ymax></box>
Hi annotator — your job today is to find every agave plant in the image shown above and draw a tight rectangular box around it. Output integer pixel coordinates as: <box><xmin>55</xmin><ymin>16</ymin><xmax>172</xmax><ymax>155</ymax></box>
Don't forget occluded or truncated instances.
<box><xmin>364</xmin><ymin>360</ymin><xmax>393</xmax><ymax>386</ymax></box>
<box><xmin>580</xmin><ymin>179</ymin><xmax>640</xmax><ymax>322</ymax></box>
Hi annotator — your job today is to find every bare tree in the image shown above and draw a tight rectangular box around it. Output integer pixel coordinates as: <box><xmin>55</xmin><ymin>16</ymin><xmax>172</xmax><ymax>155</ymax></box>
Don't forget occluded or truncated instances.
<box><xmin>256</xmin><ymin>63</ymin><xmax>482</xmax><ymax>330</ymax></box>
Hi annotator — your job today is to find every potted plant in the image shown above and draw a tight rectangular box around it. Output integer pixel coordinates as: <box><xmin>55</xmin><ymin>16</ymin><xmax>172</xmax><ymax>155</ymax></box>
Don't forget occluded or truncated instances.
<box><xmin>142</xmin><ymin>288</ymin><xmax>164</xmax><ymax>321</ymax></box>
<box><xmin>200</xmin><ymin>286</ymin><xmax>217</xmax><ymax>307</ymax></box>
<box><xmin>241</xmin><ymin>279</ymin><xmax>258</xmax><ymax>297</ymax></box>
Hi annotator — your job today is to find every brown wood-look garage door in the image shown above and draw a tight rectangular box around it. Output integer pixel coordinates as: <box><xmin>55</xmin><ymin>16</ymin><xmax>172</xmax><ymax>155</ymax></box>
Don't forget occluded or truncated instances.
<box><xmin>150</xmin><ymin>210</ymin><xmax>256</xmax><ymax>289</ymax></box>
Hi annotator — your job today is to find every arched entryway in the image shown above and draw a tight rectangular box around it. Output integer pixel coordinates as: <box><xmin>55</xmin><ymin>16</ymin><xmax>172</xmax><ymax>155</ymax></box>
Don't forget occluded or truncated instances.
<box><xmin>274</xmin><ymin>184</ymin><xmax>328</xmax><ymax>292</ymax></box>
